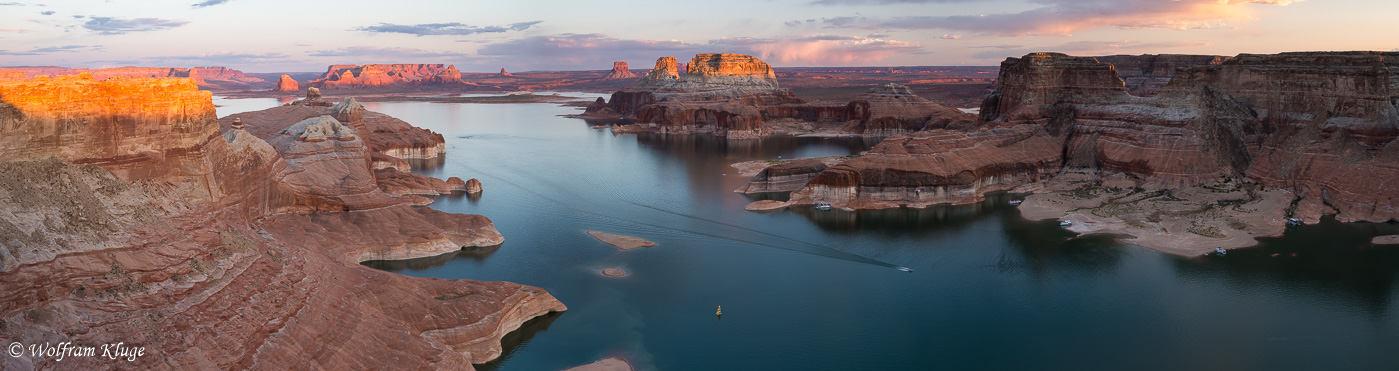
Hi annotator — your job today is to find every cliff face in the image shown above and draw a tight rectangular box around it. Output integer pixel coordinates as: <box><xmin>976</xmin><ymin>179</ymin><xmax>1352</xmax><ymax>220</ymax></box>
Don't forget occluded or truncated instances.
<box><xmin>1093</xmin><ymin>54</ymin><xmax>1230</xmax><ymax>97</ymax></box>
<box><xmin>275</xmin><ymin>74</ymin><xmax>299</xmax><ymax>92</ymax></box>
<box><xmin>0</xmin><ymin>75</ymin><xmax>564</xmax><ymax>370</ymax></box>
<box><xmin>790</xmin><ymin>126</ymin><xmax>1064</xmax><ymax>208</ymax></box>
<box><xmin>0</xmin><ymin>74</ymin><xmax>217</xmax><ymax>180</ymax></box>
<box><xmin>311</xmin><ymin>64</ymin><xmax>467</xmax><ymax>88</ymax></box>
<box><xmin>602</xmin><ymin>61</ymin><xmax>638</xmax><ymax>80</ymax></box>
<box><xmin>600</xmin><ymin>54</ymin><xmax>802</xmax><ymax>138</ymax></box>
<box><xmin>844</xmin><ymin>83</ymin><xmax>975</xmax><ymax>135</ymax></box>
<box><xmin>793</xmin><ymin>51</ymin><xmax>1399</xmax><ymax>223</ymax></box>
<box><xmin>0</xmin><ymin>66</ymin><xmax>265</xmax><ymax>90</ymax></box>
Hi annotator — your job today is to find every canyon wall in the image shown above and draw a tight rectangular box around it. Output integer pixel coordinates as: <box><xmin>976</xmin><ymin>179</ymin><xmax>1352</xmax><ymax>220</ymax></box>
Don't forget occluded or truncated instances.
<box><xmin>310</xmin><ymin>64</ymin><xmax>468</xmax><ymax>89</ymax></box>
<box><xmin>0</xmin><ymin>75</ymin><xmax>563</xmax><ymax>370</ymax></box>
<box><xmin>1093</xmin><ymin>54</ymin><xmax>1230</xmax><ymax>97</ymax></box>
<box><xmin>789</xmin><ymin>51</ymin><xmax>1399</xmax><ymax>223</ymax></box>
<box><xmin>0</xmin><ymin>66</ymin><xmax>265</xmax><ymax>90</ymax></box>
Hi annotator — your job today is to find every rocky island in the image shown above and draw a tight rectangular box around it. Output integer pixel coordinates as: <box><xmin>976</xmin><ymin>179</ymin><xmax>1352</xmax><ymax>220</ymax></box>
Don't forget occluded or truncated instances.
<box><xmin>0</xmin><ymin>74</ymin><xmax>564</xmax><ymax>370</ymax></box>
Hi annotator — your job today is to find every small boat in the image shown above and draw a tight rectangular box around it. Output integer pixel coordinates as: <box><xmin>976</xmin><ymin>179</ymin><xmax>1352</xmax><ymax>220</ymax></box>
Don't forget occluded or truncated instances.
<box><xmin>815</xmin><ymin>202</ymin><xmax>833</xmax><ymax>210</ymax></box>
<box><xmin>897</xmin><ymin>267</ymin><xmax>913</xmax><ymax>272</ymax></box>
<box><xmin>1008</xmin><ymin>199</ymin><xmax>1023</xmax><ymax>206</ymax></box>
<box><xmin>1286</xmin><ymin>218</ymin><xmax>1301</xmax><ymax>227</ymax></box>
<box><xmin>1215</xmin><ymin>247</ymin><xmax>1227</xmax><ymax>256</ymax></box>
<box><xmin>1059</xmin><ymin>220</ymin><xmax>1073</xmax><ymax>227</ymax></box>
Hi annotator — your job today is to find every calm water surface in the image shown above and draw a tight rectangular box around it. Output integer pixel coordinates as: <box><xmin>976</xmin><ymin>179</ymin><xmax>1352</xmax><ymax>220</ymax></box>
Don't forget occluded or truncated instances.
<box><xmin>219</xmin><ymin>98</ymin><xmax>1399</xmax><ymax>370</ymax></box>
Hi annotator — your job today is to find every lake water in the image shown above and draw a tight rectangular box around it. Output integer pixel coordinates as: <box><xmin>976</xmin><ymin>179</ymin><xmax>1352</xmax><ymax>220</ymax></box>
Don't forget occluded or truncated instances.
<box><xmin>218</xmin><ymin>98</ymin><xmax>1399</xmax><ymax>370</ymax></box>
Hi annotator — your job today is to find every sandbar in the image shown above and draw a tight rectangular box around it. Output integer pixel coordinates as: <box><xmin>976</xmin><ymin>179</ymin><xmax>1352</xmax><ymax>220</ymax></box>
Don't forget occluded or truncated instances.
<box><xmin>586</xmin><ymin>231</ymin><xmax>656</xmax><ymax>250</ymax></box>
<box><xmin>566</xmin><ymin>357</ymin><xmax>634</xmax><ymax>371</ymax></box>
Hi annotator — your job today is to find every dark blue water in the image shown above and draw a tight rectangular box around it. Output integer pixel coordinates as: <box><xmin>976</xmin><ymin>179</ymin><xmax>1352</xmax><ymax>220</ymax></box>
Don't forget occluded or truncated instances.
<box><xmin>221</xmin><ymin>98</ymin><xmax>1399</xmax><ymax>370</ymax></box>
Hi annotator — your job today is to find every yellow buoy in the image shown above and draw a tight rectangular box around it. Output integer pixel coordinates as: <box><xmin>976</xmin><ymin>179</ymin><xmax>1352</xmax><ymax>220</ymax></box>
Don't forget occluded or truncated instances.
<box><xmin>716</xmin><ymin>305</ymin><xmax>722</xmax><ymax>315</ymax></box>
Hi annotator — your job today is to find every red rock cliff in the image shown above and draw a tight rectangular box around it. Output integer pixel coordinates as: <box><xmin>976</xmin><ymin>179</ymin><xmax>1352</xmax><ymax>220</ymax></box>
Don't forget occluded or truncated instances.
<box><xmin>311</xmin><ymin>64</ymin><xmax>467</xmax><ymax>88</ymax></box>
<box><xmin>0</xmin><ymin>75</ymin><xmax>564</xmax><ymax>370</ymax></box>
<box><xmin>0</xmin><ymin>74</ymin><xmax>217</xmax><ymax>180</ymax></box>
<box><xmin>602</xmin><ymin>61</ymin><xmax>638</xmax><ymax>80</ymax></box>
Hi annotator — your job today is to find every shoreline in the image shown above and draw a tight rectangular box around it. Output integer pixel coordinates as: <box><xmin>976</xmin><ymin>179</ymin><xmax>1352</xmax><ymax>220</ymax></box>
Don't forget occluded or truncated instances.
<box><xmin>1015</xmin><ymin>172</ymin><xmax>1292</xmax><ymax>257</ymax></box>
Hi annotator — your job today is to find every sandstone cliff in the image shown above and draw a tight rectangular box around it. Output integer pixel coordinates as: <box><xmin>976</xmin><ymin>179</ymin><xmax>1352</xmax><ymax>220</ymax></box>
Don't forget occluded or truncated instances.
<box><xmin>601</xmin><ymin>61</ymin><xmax>639</xmax><ymax>80</ymax></box>
<box><xmin>275</xmin><ymin>74</ymin><xmax>299</xmax><ymax>92</ymax></box>
<box><xmin>310</xmin><ymin>64</ymin><xmax>469</xmax><ymax>89</ymax></box>
<box><xmin>0</xmin><ymin>75</ymin><xmax>564</xmax><ymax>370</ymax></box>
<box><xmin>788</xmin><ymin>51</ymin><xmax>1399</xmax><ymax>225</ymax></box>
<box><xmin>1092</xmin><ymin>54</ymin><xmax>1229</xmax><ymax>97</ymax></box>
<box><xmin>598</xmin><ymin>54</ymin><xmax>803</xmax><ymax>138</ymax></box>
<box><xmin>0</xmin><ymin>66</ymin><xmax>265</xmax><ymax>90</ymax></box>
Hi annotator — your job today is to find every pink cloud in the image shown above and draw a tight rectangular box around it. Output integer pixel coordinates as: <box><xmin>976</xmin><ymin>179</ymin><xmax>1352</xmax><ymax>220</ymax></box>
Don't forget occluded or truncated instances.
<box><xmin>821</xmin><ymin>0</ymin><xmax>1305</xmax><ymax>36</ymax></box>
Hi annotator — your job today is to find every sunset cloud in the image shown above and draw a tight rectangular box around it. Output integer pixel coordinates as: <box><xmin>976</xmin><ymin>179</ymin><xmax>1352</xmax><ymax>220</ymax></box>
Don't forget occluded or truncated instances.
<box><xmin>355</xmin><ymin>21</ymin><xmax>541</xmax><ymax>36</ymax></box>
<box><xmin>475</xmin><ymin>33</ymin><xmax>921</xmax><ymax>70</ymax></box>
<box><xmin>191</xmin><ymin>0</ymin><xmax>231</xmax><ymax>8</ymax></box>
<box><xmin>83</xmin><ymin>17</ymin><xmax>187</xmax><ymax>35</ymax></box>
<box><xmin>970</xmin><ymin>40</ymin><xmax>1216</xmax><ymax>59</ymax></box>
<box><xmin>817</xmin><ymin>0</ymin><xmax>1305</xmax><ymax>36</ymax></box>
<box><xmin>708</xmin><ymin>35</ymin><xmax>922</xmax><ymax>65</ymax></box>
<box><xmin>309</xmin><ymin>46</ymin><xmax>466</xmax><ymax>58</ymax></box>
<box><xmin>139</xmin><ymin>51</ymin><xmax>289</xmax><ymax>65</ymax></box>
<box><xmin>0</xmin><ymin>44</ymin><xmax>88</xmax><ymax>55</ymax></box>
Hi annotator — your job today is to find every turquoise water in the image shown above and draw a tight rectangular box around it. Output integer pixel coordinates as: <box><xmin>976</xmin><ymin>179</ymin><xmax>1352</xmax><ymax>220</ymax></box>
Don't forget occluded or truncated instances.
<box><xmin>220</xmin><ymin>98</ymin><xmax>1399</xmax><ymax>370</ymax></box>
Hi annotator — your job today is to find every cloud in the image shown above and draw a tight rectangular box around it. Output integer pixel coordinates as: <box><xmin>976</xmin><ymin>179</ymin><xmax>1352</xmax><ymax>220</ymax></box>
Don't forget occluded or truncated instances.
<box><xmin>191</xmin><ymin>0</ymin><xmax>229</xmax><ymax>8</ymax></box>
<box><xmin>0</xmin><ymin>44</ymin><xmax>89</xmax><ymax>56</ymax></box>
<box><xmin>39</xmin><ymin>10</ymin><xmax>52</xmax><ymax>15</ymax></box>
<box><xmin>0</xmin><ymin>2</ymin><xmax>23</xmax><ymax>5</ymax></box>
<box><xmin>308</xmin><ymin>46</ymin><xmax>467</xmax><ymax>58</ymax></box>
<box><xmin>0</xmin><ymin>28</ymin><xmax>27</xmax><ymax>32</ymax></box>
<box><xmin>970</xmin><ymin>40</ymin><xmax>1216</xmax><ymax>59</ymax></box>
<box><xmin>475</xmin><ymin>33</ymin><xmax>921</xmax><ymax>69</ymax></box>
<box><xmin>940</xmin><ymin>34</ymin><xmax>960</xmax><ymax>39</ymax></box>
<box><xmin>83</xmin><ymin>17</ymin><xmax>187</xmax><ymax>35</ymax></box>
<box><xmin>137</xmin><ymin>51</ymin><xmax>288</xmax><ymax>65</ymax></box>
<box><xmin>810</xmin><ymin>0</ymin><xmax>972</xmax><ymax>4</ymax></box>
<box><xmin>477</xmin><ymin>33</ymin><xmax>693</xmax><ymax>68</ymax></box>
<box><xmin>355</xmin><ymin>21</ymin><xmax>541</xmax><ymax>36</ymax></box>
<box><xmin>708</xmin><ymin>35</ymin><xmax>922</xmax><ymax>65</ymax></box>
<box><xmin>821</xmin><ymin>0</ymin><xmax>1304</xmax><ymax>36</ymax></box>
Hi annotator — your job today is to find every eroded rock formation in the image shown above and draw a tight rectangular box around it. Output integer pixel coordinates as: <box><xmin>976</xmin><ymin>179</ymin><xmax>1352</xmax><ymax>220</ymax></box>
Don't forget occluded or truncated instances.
<box><xmin>310</xmin><ymin>64</ymin><xmax>468</xmax><ymax>89</ymax></box>
<box><xmin>0</xmin><ymin>66</ymin><xmax>265</xmax><ymax>90</ymax></box>
<box><xmin>1093</xmin><ymin>54</ymin><xmax>1229</xmax><ymax>97</ymax></box>
<box><xmin>599</xmin><ymin>54</ymin><xmax>803</xmax><ymax>138</ymax></box>
<box><xmin>787</xmin><ymin>51</ymin><xmax>1399</xmax><ymax>225</ymax></box>
<box><xmin>276</xmin><ymin>74</ymin><xmax>299</xmax><ymax>92</ymax></box>
<box><xmin>602</xmin><ymin>61</ymin><xmax>639</xmax><ymax>80</ymax></box>
<box><xmin>222</xmin><ymin>97</ymin><xmax>446</xmax><ymax>169</ymax></box>
<box><xmin>0</xmin><ymin>75</ymin><xmax>565</xmax><ymax>370</ymax></box>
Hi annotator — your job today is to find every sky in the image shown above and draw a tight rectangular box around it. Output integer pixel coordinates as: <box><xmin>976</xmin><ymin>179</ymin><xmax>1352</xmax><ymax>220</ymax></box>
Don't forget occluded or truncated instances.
<box><xmin>0</xmin><ymin>0</ymin><xmax>1395</xmax><ymax>73</ymax></box>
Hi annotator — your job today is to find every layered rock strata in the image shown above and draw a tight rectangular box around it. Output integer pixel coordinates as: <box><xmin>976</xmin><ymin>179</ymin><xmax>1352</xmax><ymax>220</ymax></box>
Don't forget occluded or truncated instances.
<box><xmin>275</xmin><ymin>74</ymin><xmax>299</xmax><ymax>92</ymax></box>
<box><xmin>310</xmin><ymin>64</ymin><xmax>467</xmax><ymax>89</ymax></box>
<box><xmin>602</xmin><ymin>61</ymin><xmax>639</xmax><ymax>80</ymax></box>
<box><xmin>1093</xmin><ymin>54</ymin><xmax>1229</xmax><ymax>97</ymax></box>
<box><xmin>595</xmin><ymin>54</ymin><xmax>803</xmax><ymax>138</ymax></box>
<box><xmin>0</xmin><ymin>75</ymin><xmax>564</xmax><ymax>370</ymax></box>
<box><xmin>221</xmin><ymin>98</ymin><xmax>446</xmax><ymax>169</ymax></box>
<box><xmin>0</xmin><ymin>66</ymin><xmax>264</xmax><ymax>89</ymax></box>
<box><xmin>789</xmin><ymin>51</ymin><xmax>1399</xmax><ymax>225</ymax></box>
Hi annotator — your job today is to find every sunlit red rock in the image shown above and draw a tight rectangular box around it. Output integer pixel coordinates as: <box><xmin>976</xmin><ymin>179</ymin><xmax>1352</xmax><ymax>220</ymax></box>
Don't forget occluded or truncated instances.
<box><xmin>602</xmin><ymin>61</ymin><xmax>639</xmax><ymax>80</ymax></box>
<box><xmin>276</xmin><ymin>74</ymin><xmax>299</xmax><ymax>92</ymax></box>
<box><xmin>0</xmin><ymin>74</ymin><xmax>564</xmax><ymax>370</ymax></box>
